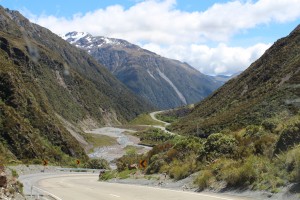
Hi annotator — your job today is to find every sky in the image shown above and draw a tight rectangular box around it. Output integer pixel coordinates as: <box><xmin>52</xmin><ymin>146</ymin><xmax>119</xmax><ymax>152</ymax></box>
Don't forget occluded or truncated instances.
<box><xmin>1</xmin><ymin>0</ymin><xmax>300</xmax><ymax>75</ymax></box>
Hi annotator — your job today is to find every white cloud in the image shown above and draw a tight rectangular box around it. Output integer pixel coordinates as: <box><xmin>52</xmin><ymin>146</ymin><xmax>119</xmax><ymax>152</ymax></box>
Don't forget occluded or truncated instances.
<box><xmin>29</xmin><ymin>0</ymin><xmax>300</xmax><ymax>44</ymax></box>
<box><xmin>143</xmin><ymin>42</ymin><xmax>271</xmax><ymax>75</ymax></box>
<box><xmin>26</xmin><ymin>0</ymin><xmax>300</xmax><ymax>74</ymax></box>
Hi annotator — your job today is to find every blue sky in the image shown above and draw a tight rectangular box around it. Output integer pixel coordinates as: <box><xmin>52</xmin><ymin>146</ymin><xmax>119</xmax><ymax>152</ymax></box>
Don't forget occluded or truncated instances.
<box><xmin>1</xmin><ymin>0</ymin><xmax>300</xmax><ymax>75</ymax></box>
<box><xmin>1</xmin><ymin>0</ymin><xmax>232</xmax><ymax>17</ymax></box>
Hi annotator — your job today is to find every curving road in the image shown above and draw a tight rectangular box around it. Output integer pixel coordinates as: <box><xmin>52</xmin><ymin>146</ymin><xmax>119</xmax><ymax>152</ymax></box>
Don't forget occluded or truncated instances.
<box><xmin>150</xmin><ymin>111</ymin><xmax>171</xmax><ymax>127</ymax></box>
<box><xmin>26</xmin><ymin>174</ymin><xmax>254</xmax><ymax>200</ymax></box>
<box><xmin>149</xmin><ymin>111</ymin><xmax>174</xmax><ymax>135</ymax></box>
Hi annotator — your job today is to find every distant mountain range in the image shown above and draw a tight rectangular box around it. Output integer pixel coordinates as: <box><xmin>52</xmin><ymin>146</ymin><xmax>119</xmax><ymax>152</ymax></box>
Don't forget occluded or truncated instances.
<box><xmin>211</xmin><ymin>72</ymin><xmax>242</xmax><ymax>82</ymax></box>
<box><xmin>63</xmin><ymin>32</ymin><xmax>223</xmax><ymax>109</ymax></box>
<box><xmin>0</xmin><ymin>7</ymin><xmax>152</xmax><ymax>162</ymax></box>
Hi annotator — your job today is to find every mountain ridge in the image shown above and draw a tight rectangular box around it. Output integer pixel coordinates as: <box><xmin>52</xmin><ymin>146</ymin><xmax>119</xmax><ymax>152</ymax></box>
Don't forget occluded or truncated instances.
<box><xmin>63</xmin><ymin>31</ymin><xmax>223</xmax><ymax>109</ymax></box>
<box><xmin>0</xmin><ymin>7</ymin><xmax>153</xmax><ymax>162</ymax></box>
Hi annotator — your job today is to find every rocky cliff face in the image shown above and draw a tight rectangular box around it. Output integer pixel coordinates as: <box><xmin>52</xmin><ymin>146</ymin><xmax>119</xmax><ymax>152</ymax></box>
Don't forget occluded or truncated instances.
<box><xmin>63</xmin><ymin>32</ymin><xmax>222</xmax><ymax>109</ymax></box>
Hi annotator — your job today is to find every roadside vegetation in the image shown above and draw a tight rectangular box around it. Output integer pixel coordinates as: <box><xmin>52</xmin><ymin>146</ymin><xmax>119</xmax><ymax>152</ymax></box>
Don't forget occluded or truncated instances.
<box><xmin>114</xmin><ymin>112</ymin><xmax>300</xmax><ymax>193</ymax></box>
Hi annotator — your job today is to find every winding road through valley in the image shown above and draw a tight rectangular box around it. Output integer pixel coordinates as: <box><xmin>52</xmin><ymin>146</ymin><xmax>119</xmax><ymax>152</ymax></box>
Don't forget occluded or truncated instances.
<box><xmin>149</xmin><ymin>110</ymin><xmax>174</xmax><ymax>135</ymax></box>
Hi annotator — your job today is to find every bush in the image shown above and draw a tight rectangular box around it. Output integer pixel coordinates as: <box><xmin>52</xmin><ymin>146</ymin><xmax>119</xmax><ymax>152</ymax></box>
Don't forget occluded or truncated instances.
<box><xmin>99</xmin><ymin>171</ymin><xmax>117</xmax><ymax>181</ymax></box>
<box><xmin>11</xmin><ymin>169</ymin><xmax>19</xmax><ymax>178</ymax></box>
<box><xmin>118</xmin><ymin>169</ymin><xmax>137</xmax><ymax>179</ymax></box>
<box><xmin>169</xmin><ymin>163</ymin><xmax>190</xmax><ymax>180</ymax></box>
<box><xmin>168</xmin><ymin>156</ymin><xmax>198</xmax><ymax>180</ymax></box>
<box><xmin>146</xmin><ymin>159</ymin><xmax>166</xmax><ymax>174</ymax></box>
<box><xmin>222</xmin><ymin>163</ymin><xmax>255</xmax><ymax>186</ymax></box>
<box><xmin>116</xmin><ymin>153</ymin><xmax>142</xmax><ymax>171</ymax></box>
<box><xmin>284</xmin><ymin>146</ymin><xmax>300</xmax><ymax>182</ymax></box>
<box><xmin>210</xmin><ymin>156</ymin><xmax>289</xmax><ymax>191</ymax></box>
<box><xmin>194</xmin><ymin>170</ymin><xmax>214</xmax><ymax>191</ymax></box>
<box><xmin>205</xmin><ymin>133</ymin><xmax>237</xmax><ymax>159</ymax></box>
<box><xmin>262</xmin><ymin>119</ymin><xmax>278</xmax><ymax>132</ymax></box>
<box><xmin>165</xmin><ymin>149</ymin><xmax>179</xmax><ymax>162</ymax></box>
<box><xmin>31</xmin><ymin>158</ymin><xmax>43</xmax><ymax>165</ymax></box>
<box><xmin>84</xmin><ymin>158</ymin><xmax>110</xmax><ymax>169</ymax></box>
<box><xmin>275</xmin><ymin>122</ymin><xmax>300</xmax><ymax>153</ymax></box>
<box><xmin>253</xmin><ymin>134</ymin><xmax>277</xmax><ymax>157</ymax></box>
<box><xmin>173</xmin><ymin>137</ymin><xmax>204</xmax><ymax>154</ymax></box>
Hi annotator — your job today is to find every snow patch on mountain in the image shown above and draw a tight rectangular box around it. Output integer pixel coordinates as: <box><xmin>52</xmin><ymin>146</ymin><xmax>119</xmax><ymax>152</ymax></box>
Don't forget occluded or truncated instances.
<box><xmin>62</xmin><ymin>32</ymin><xmax>89</xmax><ymax>44</ymax></box>
<box><xmin>157</xmin><ymin>68</ymin><xmax>187</xmax><ymax>105</ymax></box>
<box><xmin>147</xmin><ymin>69</ymin><xmax>157</xmax><ymax>81</ymax></box>
<box><xmin>62</xmin><ymin>31</ymin><xmax>126</xmax><ymax>48</ymax></box>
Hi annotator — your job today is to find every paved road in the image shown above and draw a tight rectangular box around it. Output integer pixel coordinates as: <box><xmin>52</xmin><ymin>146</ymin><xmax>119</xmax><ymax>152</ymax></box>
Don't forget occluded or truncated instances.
<box><xmin>150</xmin><ymin>111</ymin><xmax>171</xmax><ymax>126</ymax></box>
<box><xmin>149</xmin><ymin>111</ymin><xmax>174</xmax><ymax>135</ymax></box>
<box><xmin>29</xmin><ymin>174</ymin><xmax>253</xmax><ymax>200</ymax></box>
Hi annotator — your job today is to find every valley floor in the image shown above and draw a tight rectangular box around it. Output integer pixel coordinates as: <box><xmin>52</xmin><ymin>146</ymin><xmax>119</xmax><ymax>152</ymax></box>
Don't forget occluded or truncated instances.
<box><xmin>86</xmin><ymin>127</ymin><xmax>151</xmax><ymax>168</ymax></box>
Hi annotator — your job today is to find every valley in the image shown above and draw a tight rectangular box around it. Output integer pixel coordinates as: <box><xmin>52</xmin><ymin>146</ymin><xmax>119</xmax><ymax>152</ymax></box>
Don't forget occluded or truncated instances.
<box><xmin>0</xmin><ymin>2</ymin><xmax>300</xmax><ymax>200</ymax></box>
<box><xmin>86</xmin><ymin>127</ymin><xmax>151</xmax><ymax>166</ymax></box>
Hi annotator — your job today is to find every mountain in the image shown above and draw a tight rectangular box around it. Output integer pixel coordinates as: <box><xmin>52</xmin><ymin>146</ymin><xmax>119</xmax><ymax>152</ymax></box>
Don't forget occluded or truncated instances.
<box><xmin>170</xmin><ymin>24</ymin><xmax>300</xmax><ymax>144</ymax></box>
<box><xmin>211</xmin><ymin>71</ymin><xmax>242</xmax><ymax>83</ymax></box>
<box><xmin>63</xmin><ymin>32</ymin><xmax>222</xmax><ymax>109</ymax></box>
<box><xmin>0</xmin><ymin>7</ymin><xmax>153</xmax><ymax>162</ymax></box>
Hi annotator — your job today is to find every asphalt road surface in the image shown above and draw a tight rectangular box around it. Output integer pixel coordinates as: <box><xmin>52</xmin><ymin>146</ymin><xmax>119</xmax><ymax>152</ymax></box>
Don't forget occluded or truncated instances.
<box><xmin>29</xmin><ymin>174</ymin><xmax>253</xmax><ymax>200</ymax></box>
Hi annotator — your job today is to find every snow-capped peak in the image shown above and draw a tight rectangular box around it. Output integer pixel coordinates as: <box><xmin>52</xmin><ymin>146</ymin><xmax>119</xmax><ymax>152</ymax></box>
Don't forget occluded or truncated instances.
<box><xmin>61</xmin><ymin>31</ymin><xmax>139</xmax><ymax>51</ymax></box>
<box><xmin>62</xmin><ymin>31</ymin><xmax>90</xmax><ymax>44</ymax></box>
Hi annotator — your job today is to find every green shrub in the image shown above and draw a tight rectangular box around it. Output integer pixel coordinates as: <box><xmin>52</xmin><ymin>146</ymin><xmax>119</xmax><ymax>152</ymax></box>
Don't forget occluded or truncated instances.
<box><xmin>31</xmin><ymin>158</ymin><xmax>43</xmax><ymax>165</ymax></box>
<box><xmin>168</xmin><ymin>156</ymin><xmax>198</xmax><ymax>180</ymax></box>
<box><xmin>275</xmin><ymin>121</ymin><xmax>300</xmax><ymax>153</ymax></box>
<box><xmin>11</xmin><ymin>169</ymin><xmax>19</xmax><ymax>178</ymax></box>
<box><xmin>230</xmin><ymin>156</ymin><xmax>259</xmax><ymax>186</ymax></box>
<box><xmin>205</xmin><ymin>133</ymin><xmax>237</xmax><ymax>159</ymax></box>
<box><xmin>173</xmin><ymin>137</ymin><xmax>204</xmax><ymax>154</ymax></box>
<box><xmin>99</xmin><ymin>171</ymin><xmax>117</xmax><ymax>181</ymax></box>
<box><xmin>116</xmin><ymin>153</ymin><xmax>143</xmax><ymax>172</ymax></box>
<box><xmin>134</xmin><ymin>128</ymin><xmax>174</xmax><ymax>146</ymax></box>
<box><xmin>253</xmin><ymin>134</ymin><xmax>277</xmax><ymax>157</ymax></box>
<box><xmin>245</xmin><ymin>125</ymin><xmax>262</xmax><ymax>137</ymax></box>
<box><xmin>261</xmin><ymin>119</ymin><xmax>278</xmax><ymax>132</ymax></box>
<box><xmin>165</xmin><ymin>148</ymin><xmax>179</xmax><ymax>162</ymax></box>
<box><xmin>118</xmin><ymin>169</ymin><xmax>137</xmax><ymax>179</ymax></box>
<box><xmin>84</xmin><ymin>158</ymin><xmax>110</xmax><ymax>169</ymax></box>
<box><xmin>285</xmin><ymin>146</ymin><xmax>300</xmax><ymax>182</ymax></box>
<box><xmin>169</xmin><ymin>163</ymin><xmax>190</xmax><ymax>180</ymax></box>
<box><xmin>146</xmin><ymin>159</ymin><xmax>166</xmax><ymax>174</ymax></box>
<box><xmin>194</xmin><ymin>170</ymin><xmax>214</xmax><ymax>190</ymax></box>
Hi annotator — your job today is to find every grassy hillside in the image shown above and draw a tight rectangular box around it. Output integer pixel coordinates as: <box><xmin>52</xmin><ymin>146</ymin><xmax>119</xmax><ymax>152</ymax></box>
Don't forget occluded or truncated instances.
<box><xmin>0</xmin><ymin>7</ymin><xmax>153</xmax><ymax>163</ymax></box>
<box><xmin>170</xmin><ymin>25</ymin><xmax>300</xmax><ymax>138</ymax></box>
